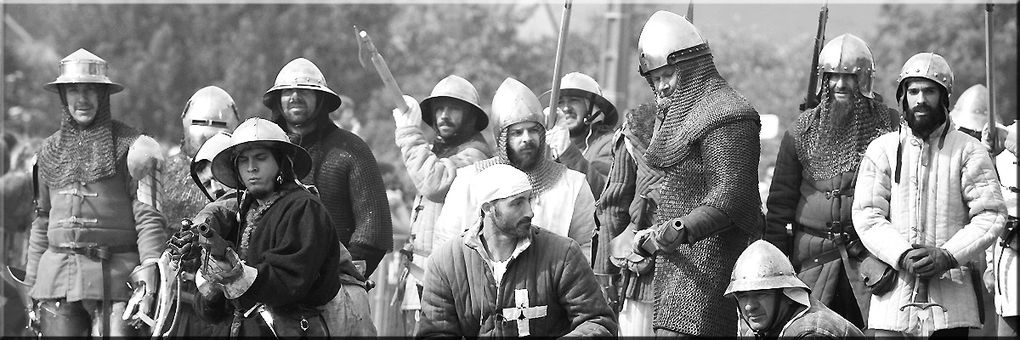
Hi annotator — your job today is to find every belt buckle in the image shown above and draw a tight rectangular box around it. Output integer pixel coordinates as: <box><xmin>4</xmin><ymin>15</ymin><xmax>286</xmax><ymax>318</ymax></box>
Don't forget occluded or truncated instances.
<box><xmin>826</xmin><ymin>222</ymin><xmax>848</xmax><ymax>245</ymax></box>
<box><xmin>825</xmin><ymin>189</ymin><xmax>841</xmax><ymax>200</ymax></box>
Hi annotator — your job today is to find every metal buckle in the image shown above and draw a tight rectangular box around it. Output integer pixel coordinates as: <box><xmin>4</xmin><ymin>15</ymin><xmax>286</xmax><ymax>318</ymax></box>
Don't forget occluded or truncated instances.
<box><xmin>825</xmin><ymin>189</ymin><xmax>841</xmax><ymax>199</ymax></box>
<box><xmin>57</xmin><ymin>188</ymin><xmax>98</xmax><ymax>197</ymax></box>
<box><xmin>826</xmin><ymin>221</ymin><xmax>849</xmax><ymax>245</ymax></box>
<box><xmin>59</xmin><ymin>216</ymin><xmax>99</xmax><ymax>226</ymax></box>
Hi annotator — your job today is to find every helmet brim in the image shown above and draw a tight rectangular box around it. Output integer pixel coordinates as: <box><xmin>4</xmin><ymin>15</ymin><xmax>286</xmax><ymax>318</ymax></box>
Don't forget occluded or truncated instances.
<box><xmin>262</xmin><ymin>86</ymin><xmax>342</xmax><ymax>115</ymax></box>
<box><xmin>539</xmin><ymin>88</ymin><xmax>618</xmax><ymax>127</ymax></box>
<box><xmin>210</xmin><ymin>140</ymin><xmax>312</xmax><ymax>190</ymax></box>
<box><xmin>420</xmin><ymin>95</ymin><xmax>489</xmax><ymax>132</ymax></box>
<box><xmin>44</xmin><ymin>81</ymin><xmax>124</xmax><ymax>94</ymax></box>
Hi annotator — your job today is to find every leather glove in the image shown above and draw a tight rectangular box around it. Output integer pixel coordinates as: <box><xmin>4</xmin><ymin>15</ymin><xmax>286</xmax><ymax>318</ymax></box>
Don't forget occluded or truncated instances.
<box><xmin>543</xmin><ymin>107</ymin><xmax>572</xmax><ymax>160</ymax></box>
<box><xmin>633</xmin><ymin>228</ymin><xmax>657</xmax><ymax>257</ymax></box>
<box><xmin>982</xmin><ymin>123</ymin><xmax>1009</xmax><ymax>156</ymax></box>
<box><xmin>910</xmin><ymin>245</ymin><xmax>957</xmax><ymax>279</ymax></box>
<box><xmin>898</xmin><ymin>246</ymin><xmax>928</xmax><ymax>275</ymax></box>
<box><xmin>392</xmin><ymin>95</ymin><xmax>422</xmax><ymax>129</ymax></box>
<box><xmin>200</xmin><ymin>247</ymin><xmax>244</xmax><ymax>284</ymax></box>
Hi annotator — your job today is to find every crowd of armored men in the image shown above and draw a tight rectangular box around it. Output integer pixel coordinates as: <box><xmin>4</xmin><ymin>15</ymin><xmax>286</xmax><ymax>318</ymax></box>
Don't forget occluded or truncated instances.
<box><xmin>11</xmin><ymin>9</ymin><xmax>1016</xmax><ymax>338</ymax></box>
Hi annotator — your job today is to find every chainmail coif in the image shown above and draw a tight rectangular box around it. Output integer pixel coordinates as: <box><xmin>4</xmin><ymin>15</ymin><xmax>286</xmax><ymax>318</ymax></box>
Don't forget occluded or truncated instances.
<box><xmin>645</xmin><ymin>52</ymin><xmax>763</xmax><ymax>336</ymax></box>
<box><xmin>474</xmin><ymin>125</ymin><xmax>566</xmax><ymax>196</ymax></box>
<box><xmin>162</xmin><ymin>152</ymin><xmax>209</xmax><ymax>231</ymax></box>
<box><xmin>792</xmin><ymin>80</ymin><xmax>897</xmax><ymax>182</ymax></box>
<box><xmin>37</xmin><ymin>90</ymin><xmax>139</xmax><ymax>188</ymax></box>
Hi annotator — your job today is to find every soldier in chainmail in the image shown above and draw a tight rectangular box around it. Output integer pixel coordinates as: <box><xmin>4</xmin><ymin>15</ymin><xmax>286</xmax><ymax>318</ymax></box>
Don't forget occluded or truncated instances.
<box><xmin>158</xmin><ymin>86</ymin><xmax>240</xmax><ymax>336</ymax></box>
<box><xmin>764</xmin><ymin>34</ymin><xmax>898</xmax><ymax>330</ymax></box>
<box><xmin>627</xmin><ymin>12</ymin><xmax>764</xmax><ymax>336</ymax></box>
<box><xmin>264</xmin><ymin>58</ymin><xmax>386</xmax><ymax>336</ymax></box>
<box><xmin>436</xmin><ymin>78</ymin><xmax>596</xmax><ymax>261</ymax></box>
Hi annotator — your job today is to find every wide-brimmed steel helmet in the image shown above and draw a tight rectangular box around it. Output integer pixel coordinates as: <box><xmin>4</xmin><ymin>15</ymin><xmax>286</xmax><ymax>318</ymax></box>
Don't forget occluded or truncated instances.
<box><xmin>817</xmin><ymin>33</ymin><xmax>875</xmax><ymax>98</ymax></box>
<box><xmin>950</xmin><ymin>84</ymin><xmax>989</xmax><ymax>132</ymax></box>
<box><xmin>490</xmin><ymin>77</ymin><xmax>545</xmax><ymax>140</ymax></box>
<box><xmin>263</xmin><ymin>58</ymin><xmax>342</xmax><ymax>114</ymax></box>
<box><xmin>44</xmin><ymin>48</ymin><xmax>124</xmax><ymax>94</ymax></box>
<box><xmin>211</xmin><ymin>118</ymin><xmax>312</xmax><ymax>189</ymax></box>
<box><xmin>896</xmin><ymin>52</ymin><xmax>953</xmax><ymax>104</ymax></box>
<box><xmin>191</xmin><ymin>131</ymin><xmax>233</xmax><ymax>201</ymax></box>
<box><xmin>637</xmin><ymin>11</ymin><xmax>710</xmax><ymax>76</ymax></box>
<box><xmin>182</xmin><ymin>86</ymin><xmax>240</xmax><ymax>131</ymax></box>
<box><xmin>420</xmin><ymin>75</ymin><xmax>489</xmax><ymax>131</ymax></box>
<box><xmin>724</xmin><ymin>240</ymin><xmax>809</xmax><ymax>297</ymax></box>
<box><xmin>540</xmin><ymin>72</ymin><xmax>618</xmax><ymax>127</ymax></box>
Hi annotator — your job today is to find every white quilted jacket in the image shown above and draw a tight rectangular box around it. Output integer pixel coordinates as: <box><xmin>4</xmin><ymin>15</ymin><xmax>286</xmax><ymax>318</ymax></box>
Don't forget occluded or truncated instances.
<box><xmin>852</xmin><ymin>121</ymin><xmax>1007</xmax><ymax>332</ymax></box>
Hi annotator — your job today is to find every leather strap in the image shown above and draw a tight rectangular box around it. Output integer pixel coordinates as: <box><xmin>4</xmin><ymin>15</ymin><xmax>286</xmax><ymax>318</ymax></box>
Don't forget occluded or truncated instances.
<box><xmin>48</xmin><ymin>242</ymin><xmax>134</xmax><ymax>338</ymax></box>
<box><xmin>798</xmin><ymin>248</ymin><xmax>842</xmax><ymax>272</ymax></box>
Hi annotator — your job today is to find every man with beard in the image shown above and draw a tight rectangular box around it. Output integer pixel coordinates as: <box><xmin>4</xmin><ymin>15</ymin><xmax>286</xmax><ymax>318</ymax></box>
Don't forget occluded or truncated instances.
<box><xmin>264</xmin><ymin>58</ymin><xmax>386</xmax><ymax>335</ymax></box>
<box><xmin>763</xmin><ymin>34</ymin><xmax>898</xmax><ymax>329</ymax></box>
<box><xmin>542</xmin><ymin>72</ymin><xmax>618</xmax><ymax>199</ymax></box>
<box><xmin>436</xmin><ymin>78</ymin><xmax>596</xmax><ymax>261</ymax></box>
<box><xmin>593</xmin><ymin>103</ymin><xmax>660</xmax><ymax>336</ymax></box>
<box><xmin>628</xmin><ymin>11</ymin><xmax>764</xmax><ymax>336</ymax></box>
<box><xmin>264</xmin><ymin>58</ymin><xmax>391</xmax><ymax>275</ymax></box>
<box><xmin>418</xmin><ymin>164</ymin><xmax>616</xmax><ymax>337</ymax></box>
<box><xmin>853</xmin><ymin>52</ymin><xmax>1006</xmax><ymax>337</ymax></box>
<box><xmin>390</xmin><ymin>75</ymin><xmax>491</xmax><ymax>323</ymax></box>
<box><xmin>26</xmin><ymin>49</ymin><xmax>168</xmax><ymax>336</ymax></box>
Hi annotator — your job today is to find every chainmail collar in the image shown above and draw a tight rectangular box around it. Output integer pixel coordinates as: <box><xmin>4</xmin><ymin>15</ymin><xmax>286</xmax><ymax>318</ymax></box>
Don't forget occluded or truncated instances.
<box><xmin>37</xmin><ymin>97</ymin><xmax>139</xmax><ymax>188</ymax></box>
<box><xmin>645</xmin><ymin>54</ymin><xmax>759</xmax><ymax>169</ymax></box>
<box><xmin>475</xmin><ymin>127</ymin><xmax>565</xmax><ymax>195</ymax></box>
<box><xmin>792</xmin><ymin>86</ymin><xmax>896</xmax><ymax>182</ymax></box>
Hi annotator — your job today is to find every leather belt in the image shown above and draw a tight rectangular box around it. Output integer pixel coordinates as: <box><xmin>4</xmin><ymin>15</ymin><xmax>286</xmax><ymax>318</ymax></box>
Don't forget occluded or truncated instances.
<box><xmin>799</xmin><ymin>224</ymin><xmax>855</xmax><ymax>246</ymax></box>
<box><xmin>798</xmin><ymin>248</ymin><xmax>842</xmax><ymax>272</ymax></box>
<box><xmin>49</xmin><ymin>242</ymin><xmax>136</xmax><ymax>260</ymax></box>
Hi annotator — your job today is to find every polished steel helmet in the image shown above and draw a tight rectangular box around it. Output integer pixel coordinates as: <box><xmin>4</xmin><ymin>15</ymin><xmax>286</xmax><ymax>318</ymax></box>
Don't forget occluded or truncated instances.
<box><xmin>262</xmin><ymin>58</ymin><xmax>342</xmax><ymax>114</ymax></box>
<box><xmin>950</xmin><ymin>84</ymin><xmax>989</xmax><ymax>132</ymax></box>
<box><xmin>896</xmin><ymin>52</ymin><xmax>954</xmax><ymax>103</ymax></box>
<box><xmin>540</xmin><ymin>72</ymin><xmax>618</xmax><ymax>127</ymax></box>
<box><xmin>182</xmin><ymin>86</ymin><xmax>240</xmax><ymax>131</ymax></box>
<box><xmin>724</xmin><ymin>240</ymin><xmax>809</xmax><ymax>297</ymax></box>
<box><xmin>817</xmin><ymin>34</ymin><xmax>875</xmax><ymax>98</ymax></box>
<box><xmin>44</xmin><ymin>48</ymin><xmax>124</xmax><ymax>94</ymax></box>
<box><xmin>490</xmin><ymin>77</ymin><xmax>545</xmax><ymax>139</ymax></box>
<box><xmin>211</xmin><ymin>118</ymin><xmax>312</xmax><ymax>189</ymax></box>
<box><xmin>637</xmin><ymin>11</ymin><xmax>710</xmax><ymax>76</ymax></box>
<box><xmin>193</xmin><ymin>131</ymin><xmax>233</xmax><ymax>166</ymax></box>
<box><xmin>419</xmin><ymin>75</ymin><xmax>489</xmax><ymax>131</ymax></box>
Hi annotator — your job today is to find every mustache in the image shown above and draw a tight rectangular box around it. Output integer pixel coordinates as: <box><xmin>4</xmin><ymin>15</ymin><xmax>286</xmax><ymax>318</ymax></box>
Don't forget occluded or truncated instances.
<box><xmin>910</xmin><ymin>103</ymin><xmax>934</xmax><ymax>114</ymax></box>
<box><xmin>437</xmin><ymin>119</ymin><xmax>456</xmax><ymax>127</ymax></box>
<box><xmin>518</xmin><ymin>217</ymin><xmax>532</xmax><ymax>226</ymax></box>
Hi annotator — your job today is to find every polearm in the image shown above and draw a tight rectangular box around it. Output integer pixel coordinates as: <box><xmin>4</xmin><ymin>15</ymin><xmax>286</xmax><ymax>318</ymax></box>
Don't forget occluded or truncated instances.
<box><xmin>799</xmin><ymin>0</ymin><xmax>828</xmax><ymax>112</ymax></box>
<box><xmin>985</xmin><ymin>4</ymin><xmax>997</xmax><ymax>143</ymax></box>
<box><xmin>354</xmin><ymin>25</ymin><xmax>409</xmax><ymax>113</ymax></box>
<box><xmin>687</xmin><ymin>0</ymin><xmax>694</xmax><ymax>23</ymax></box>
<box><xmin>546</xmin><ymin>0</ymin><xmax>573</xmax><ymax>128</ymax></box>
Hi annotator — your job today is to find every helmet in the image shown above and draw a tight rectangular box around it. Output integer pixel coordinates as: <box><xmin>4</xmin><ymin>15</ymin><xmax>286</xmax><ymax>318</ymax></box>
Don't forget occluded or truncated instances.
<box><xmin>182</xmin><ymin>86</ymin><xmax>240</xmax><ymax>130</ymax></box>
<box><xmin>540</xmin><ymin>72</ymin><xmax>618</xmax><ymax>127</ymax></box>
<box><xmin>817</xmin><ymin>34</ymin><xmax>875</xmax><ymax>98</ymax></box>
<box><xmin>211</xmin><ymin>118</ymin><xmax>312</xmax><ymax>189</ymax></box>
<box><xmin>490</xmin><ymin>77</ymin><xmax>545</xmax><ymax>140</ymax></box>
<box><xmin>724</xmin><ymin>240</ymin><xmax>809</xmax><ymax>297</ymax></box>
<box><xmin>44</xmin><ymin>48</ymin><xmax>124</xmax><ymax>94</ymax></box>
<box><xmin>637</xmin><ymin>11</ymin><xmax>710</xmax><ymax>76</ymax></box>
<box><xmin>420</xmin><ymin>75</ymin><xmax>489</xmax><ymax>131</ymax></box>
<box><xmin>896</xmin><ymin>52</ymin><xmax>953</xmax><ymax>103</ymax></box>
<box><xmin>193</xmin><ymin>131</ymin><xmax>233</xmax><ymax>166</ymax></box>
<box><xmin>950</xmin><ymin>84</ymin><xmax>989</xmax><ymax>132</ymax></box>
<box><xmin>262</xmin><ymin>58</ymin><xmax>342</xmax><ymax>114</ymax></box>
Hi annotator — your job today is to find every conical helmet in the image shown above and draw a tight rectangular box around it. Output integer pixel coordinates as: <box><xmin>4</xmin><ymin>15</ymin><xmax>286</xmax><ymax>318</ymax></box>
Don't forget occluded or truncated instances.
<box><xmin>724</xmin><ymin>240</ymin><xmax>809</xmax><ymax>297</ymax></box>
<box><xmin>896</xmin><ymin>52</ymin><xmax>953</xmax><ymax>103</ymax></box>
<box><xmin>44</xmin><ymin>48</ymin><xmax>124</xmax><ymax>94</ymax></box>
<box><xmin>419</xmin><ymin>75</ymin><xmax>489</xmax><ymax>131</ymax></box>
<box><xmin>211</xmin><ymin>118</ymin><xmax>312</xmax><ymax>189</ymax></box>
<box><xmin>182</xmin><ymin>86</ymin><xmax>240</xmax><ymax>131</ymax></box>
<box><xmin>262</xmin><ymin>58</ymin><xmax>342</xmax><ymax>114</ymax></box>
<box><xmin>950</xmin><ymin>84</ymin><xmax>989</xmax><ymax>132</ymax></box>
<box><xmin>490</xmin><ymin>77</ymin><xmax>545</xmax><ymax>140</ymax></box>
<box><xmin>637</xmin><ymin>11</ymin><xmax>710</xmax><ymax>76</ymax></box>
<box><xmin>540</xmin><ymin>72</ymin><xmax>618</xmax><ymax>127</ymax></box>
<box><xmin>817</xmin><ymin>34</ymin><xmax>875</xmax><ymax>98</ymax></box>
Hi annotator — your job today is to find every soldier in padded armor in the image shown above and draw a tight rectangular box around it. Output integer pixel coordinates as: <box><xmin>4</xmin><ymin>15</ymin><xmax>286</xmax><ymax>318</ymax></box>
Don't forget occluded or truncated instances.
<box><xmin>763</xmin><ymin>34</ymin><xmax>898</xmax><ymax>329</ymax></box>
<box><xmin>541</xmin><ymin>72</ymin><xmax>618</xmax><ymax>199</ymax></box>
<box><xmin>389</xmin><ymin>75</ymin><xmax>492</xmax><ymax>330</ymax></box>
<box><xmin>627</xmin><ymin>11</ymin><xmax>764</xmax><ymax>336</ymax></box>
<box><xmin>595</xmin><ymin>103</ymin><xmax>661</xmax><ymax>336</ymax></box>
<box><xmin>25</xmin><ymin>48</ymin><xmax>168</xmax><ymax>336</ymax></box>
<box><xmin>157</xmin><ymin>86</ymin><xmax>239</xmax><ymax>336</ymax></box>
<box><xmin>263</xmin><ymin>58</ymin><xmax>385</xmax><ymax>336</ymax></box>
<box><xmin>436</xmin><ymin>78</ymin><xmax>597</xmax><ymax>261</ymax></box>
<box><xmin>726</xmin><ymin>240</ymin><xmax>864</xmax><ymax>338</ymax></box>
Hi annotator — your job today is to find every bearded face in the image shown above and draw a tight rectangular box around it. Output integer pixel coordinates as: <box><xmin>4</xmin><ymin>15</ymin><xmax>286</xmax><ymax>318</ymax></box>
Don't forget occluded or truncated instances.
<box><xmin>825</xmin><ymin>73</ymin><xmax>859</xmax><ymax>125</ymax></box>
<box><xmin>505</xmin><ymin>121</ymin><xmax>544</xmax><ymax>171</ymax></box>
<box><xmin>902</xmin><ymin>79</ymin><xmax>947</xmax><ymax>139</ymax></box>
<box><xmin>484</xmin><ymin>191</ymin><xmax>534</xmax><ymax>238</ymax></box>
